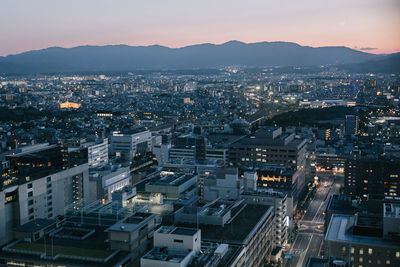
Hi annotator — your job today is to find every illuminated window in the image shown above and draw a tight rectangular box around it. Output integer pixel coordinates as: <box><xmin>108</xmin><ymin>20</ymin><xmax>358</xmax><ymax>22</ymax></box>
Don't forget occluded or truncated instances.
<box><xmin>386</xmin><ymin>260</ymin><xmax>390</xmax><ymax>265</ymax></box>
<box><xmin>359</xmin><ymin>257</ymin><xmax>363</xmax><ymax>263</ymax></box>
<box><xmin>351</xmin><ymin>247</ymin><xmax>355</xmax><ymax>254</ymax></box>
<box><xmin>359</xmin><ymin>248</ymin><xmax>363</xmax><ymax>255</ymax></box>
<box><xmin>368</xmin><ymin>248</ymin><xmax>372</xmax><ymax>254</ymax></box>
<box><xmin>396</xmin><ymin>251</ymin><xmax>400</xmax><ymax>258</ymax></box>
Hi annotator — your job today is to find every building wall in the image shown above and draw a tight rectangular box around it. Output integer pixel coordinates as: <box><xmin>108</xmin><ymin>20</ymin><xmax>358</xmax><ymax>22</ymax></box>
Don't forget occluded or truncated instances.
<box><xmin>88</xmin><ymin>139</ymin><xmax>108</xmax><ymax>168</ymax></box>
<box><xmin>242</xmin><ymin>207</ymin><xmax>274</xmax><ymax>267</ymax></box>
<box><xmin>240</xmin><ymin>193</ymin><xmax>288</xmax><ymax>248</ymax></box>
<box><xmin>153</xmin><ymin>229</ymin><xmax>201</xmax><ymax>252</ymax></box>
<box><xmin>228</xmin><ymin>141</ymin><xmax>307</xmax><ymax>170</ymax></box>
<box><xmin>344</xmin><ymin>159</ymin><xmax>400</xmax><ymax>199</ymax></box>
<box><xmin>326</xmin><ymin>240</ymin><xmax>400</xmax><ymax>266</ymax></box>
<box><xmin>111</xmin><ymin>131</ymin><xmax>152</xmax><ymax>162</ymax></box>
<box><xmin>0</xmin><ymin>163</ymin><xmax>88</xmax><ymax>245</ymax></box>
<box><xmin>18</xmin><ymin>163</ymin><xmax>89</xmax><ymax>225</ymax></box>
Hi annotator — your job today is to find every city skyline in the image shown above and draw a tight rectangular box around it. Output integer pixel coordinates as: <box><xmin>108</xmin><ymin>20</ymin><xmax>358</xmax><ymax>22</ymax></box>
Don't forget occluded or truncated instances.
<box><xmin>1</xmin><ymin>0</ymin><xmax>400</xmax><ymax>56</ymax></box>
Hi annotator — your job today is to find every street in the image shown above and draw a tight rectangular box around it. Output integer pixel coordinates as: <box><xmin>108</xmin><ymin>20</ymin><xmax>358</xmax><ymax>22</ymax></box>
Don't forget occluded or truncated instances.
<box><xmin>285</xmin><ymin>172</ymin><xmax>343</xmax><ymax>267</ymax></box>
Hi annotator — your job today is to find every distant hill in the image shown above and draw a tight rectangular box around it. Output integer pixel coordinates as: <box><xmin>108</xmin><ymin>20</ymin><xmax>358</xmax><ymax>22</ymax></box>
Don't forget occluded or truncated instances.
<box><xmin>0</xmin><ymin>41</ymin><xmax>383</xmax><ymax>74</ymax></box>
<box><xmin>339</xmin><ymin>53</ymin><xmax>400</xmax><ymax>73</ymax></box>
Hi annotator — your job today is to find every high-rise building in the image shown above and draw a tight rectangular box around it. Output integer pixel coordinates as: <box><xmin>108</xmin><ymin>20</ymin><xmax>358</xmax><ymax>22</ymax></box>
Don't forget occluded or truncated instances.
<box><xmin>344</xmin><ymin>115</ymin><xmax>359</xmax><ymax>136</ymax></box>
<box><xmin>325</xmin><ymin>202</ymin><xmax>400</xmax><ymax>267</ymax></box>
<box><xmin>111</xmin><ymin>130</ymin><xmax>152</xmax><ymax>162</ymax></box>
<box><xmin>344</xmin><ymin>158</ymin><xmax>400</xmax><ymax>199</ymax></box>
<box><xmin>228</xmin><ymin>127</ymin><xmax>307</xmax><ymax>171</ymax></box>
<box><xmin>0</xmin><ymin>145</ymin><xmax>89</xmax><ymax>246</ymax></box>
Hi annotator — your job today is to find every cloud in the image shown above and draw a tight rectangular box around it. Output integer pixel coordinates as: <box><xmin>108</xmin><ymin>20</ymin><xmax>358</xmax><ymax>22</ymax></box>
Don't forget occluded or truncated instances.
<box><xmin>359</xmin><ymin>47</ymin><xmax>377</xmax><ymax>51</ymax></box>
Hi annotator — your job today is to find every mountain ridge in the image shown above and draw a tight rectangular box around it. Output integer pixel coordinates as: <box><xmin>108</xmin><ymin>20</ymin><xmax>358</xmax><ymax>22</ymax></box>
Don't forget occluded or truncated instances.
<box><xmin>0</xmin><ymin>40</ymin><xmax>392</xmax><ymax>74</ymax></box>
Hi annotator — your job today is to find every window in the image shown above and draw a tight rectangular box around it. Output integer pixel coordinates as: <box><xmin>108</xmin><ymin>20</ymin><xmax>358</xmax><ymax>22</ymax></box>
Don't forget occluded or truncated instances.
<box><xmin>28</xmin><ymin>199</ymin><xmax>33</xmax><ymax>206</ymax></box>
<box><xmin>359</xmin><ymin>257</ymin><xmax>363</xmax><ymax>263</ymax></box>
<box><xmin>47</xmin><ymin>177</ymin><xmax>51</xmax><ymax>182</ymax></box>
<box><xmin>28</xmin><ymin>191</ymin><xmax>33</xmax><ymax>197</ymax></box>
<box><xmin>28</xmin><ymin>208</ymin><xmax>34</xmax><ymax>214</ymax></box>
<box><xmin>27</xmin><ymin>183</ymin><xmax>32</xmax><ymax>189</ymax></box>
<box><xmin>368</xmin><ymin>248</ymin><xmax>372</xmax><ymax>255</ymax></box>
<box><xmin>173</xmin><ymin>239</ymin><xmax>183</xmax><ymax>243</ymax></box>
<box><xmin>386</xmin><ymin>260</ymin><xmax>390</xmax><ymax>265</ymax></box>
<box><xmin>351</xmin><ymin>247</ymin><xmax>355</xmax><ymax>254</ymax></box>
<box><xmin>359</xmin><ymin>248</ymin><xmax>363</xmax><ymax>255</ymax></box>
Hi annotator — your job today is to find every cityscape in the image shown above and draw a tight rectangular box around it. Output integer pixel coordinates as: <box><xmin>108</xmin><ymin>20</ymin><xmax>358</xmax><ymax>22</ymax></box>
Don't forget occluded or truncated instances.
<box><xmin>0</xmin><ymin>1</ymin><xmax>399</xmax><ymax>267</ymax></box>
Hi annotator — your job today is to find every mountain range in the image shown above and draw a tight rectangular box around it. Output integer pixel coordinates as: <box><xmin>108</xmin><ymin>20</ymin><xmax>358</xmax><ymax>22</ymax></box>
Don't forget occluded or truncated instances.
<box><xmin>0</xmin><ymin>41</ymin><xmax>398</xmax><ymax>74</ymax></box>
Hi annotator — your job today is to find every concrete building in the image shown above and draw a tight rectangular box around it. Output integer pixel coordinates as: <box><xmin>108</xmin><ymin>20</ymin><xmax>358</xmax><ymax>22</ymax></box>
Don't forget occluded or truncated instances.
<box><xmin>324</xmin><ymin>195</ymin><xmax>358</xmax><ymax>229</ymax></box>
<box><xmin>106</xmin><ymin>212</ymin><xmax>159</xmax><ymax>256</ymax></box>
<box><xmin>345</xmin><ymin>115</ymin><xmax>359</xmax><ymax>136</ymax></box>
<box><xmin>228</xmin><ymin>127</ymin><xmax>307</xmax><ymax>171</ymax></box>
<box><xmin>202</xmin><ymin>167</ymin><xmax>243</xmax><ymax>201</ymax></box>
<box><xmin>89</xmin><ymin>164</ymin><xmax>131</xmax><ymax>203</ymax></box>
<box><xmin>65</xmin><ymin>138</ymin><xmax>108</xmax><ymax>168</ymax></box>
<box><xmin>240</xmin><ymin>188</ymin><xmax>289</xmax><ymax>250</ymax></box>
<box><xmin>247</xmin><ymin>164</ymin><xmax>301</xmax><ymax>208</ymax></box>
<box><xmin>141</xmin><ymin>226</ymin><xmax>201</xmax><ymax>267</ymax></box>
<box><xmin>325</xmin><ymin>211</ymin><xmax>400</xmax><ymax>266</ymax></box>
<box><xmin>0</xmin><ymin>145</ymin><xmax>89</xmax><ymax>246</ymax></box>
<box><xmin>145</xmin><ymin>173</ymin><xmax>198</xmax><ymax>199</ymax></box>
<box><xmin>0</xmin><ymin>203</ymin><xmax>159</xmax><ymax>267</ymax></box>
<box><xmin>111</xmin><ymin>130</ymin><xmax>152</xmax><ymax>162</ymax></box>
<box><xmin>87</xmin><ymin>138</ymin><xmax>109</xmax><ymax>168</ymax></box>
<box><xmin>316</xmin><ymin>153</ymin><xmax>346</xmax><ymax>173</ymax></box>
<box><xmin>141</xmin><ymin>226</ymin><xmax>241</xmax><ymax>267</ymax></box>
<box><xmin>344</xmin><ymin>158</ymin><xmax>400</xmax><ymax>199</ymax></box>
<box><xmin>174</xmin><ymin>200</ymin><xmax>275</xmax><ymax>266</ymax></box>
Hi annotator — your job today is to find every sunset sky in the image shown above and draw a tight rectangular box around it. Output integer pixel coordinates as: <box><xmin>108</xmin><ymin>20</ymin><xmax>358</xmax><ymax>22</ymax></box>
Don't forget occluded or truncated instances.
<box><xmin>1</xmin><ymin>0</ymin><xmax>399</xmax><ymax>56</ymax></box>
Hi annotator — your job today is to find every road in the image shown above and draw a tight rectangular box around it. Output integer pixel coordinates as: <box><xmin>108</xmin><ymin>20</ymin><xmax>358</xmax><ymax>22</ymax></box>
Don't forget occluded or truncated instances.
<box><xmin>285</xmin><ymin>172</ymin><xmax>343</xmax><ymax>267</ymax></box>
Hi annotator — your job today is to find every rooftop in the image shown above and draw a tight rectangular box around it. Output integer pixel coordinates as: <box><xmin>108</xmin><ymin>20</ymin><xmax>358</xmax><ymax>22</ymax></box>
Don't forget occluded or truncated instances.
<box><xmin>325</xmin><ymin>214</ymin><xmax>400</xmax><ymax>248</ymax></box>
<box><xmin>106</xmin><ymin>212</ymin><xmax>156</xmax><ymax>233</ymax></box>
<box><xmin>384</xmin><ymin>203</ymin><xmax>400</xmax><ymax>218</ymax></box>
<box><xmin>171</xmin><ymin>227</ymin><xmax>199</xmax><ymax>236</ymax></box>
<box><xmin>148</xmin><ymin>173</ymin><xmax>197</xmax><ymax>187</ymax></box>
<box><xmin>1</xmin><ymin>225</ymin><xmax>130</xmax><ymax>267</ymax></box>
<box><xmin>177</xmin><ymin>204</ymin><xmax>273</xmax><ymax>245</ymax></box>
<box><xmin>326</xmin><ymin>195</ymin><xmax>357</xmax><ymax>213</ymax></box>
<box><xmin>141</xmin><ymin>247</ymin><xmax>189</xmax><ymax>263</ymax></box>
<box><xmin>14</xmin><ymin>219</ymin><xmax>57</xmax><ymax>233</ymax></box>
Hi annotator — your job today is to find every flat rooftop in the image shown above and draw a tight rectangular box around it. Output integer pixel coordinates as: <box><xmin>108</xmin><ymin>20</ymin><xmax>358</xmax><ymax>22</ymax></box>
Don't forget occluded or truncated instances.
<box><xmin>325</xmin><ymin>214</ymin><xmax>399</xmax><ymax>248</ymax></box>
<box><xmin>106</xmin><ymin>212</ymin><xmax>156</xmax><ymax>233</ymax></box>
<box><xmin>142</xmin><ymin>247</ymin><xmax>188</xmax><ymax>263</ymax></box>
<box><xmin>171</xmin><ymin>227</ymin><xmax>199</xmax><ymax>236</ymax></box>
<box><xmin>14</xmin><ymin>219</ymin><xmax>57</xmax><ymax>233</ymax></box>
<box><xmin>148</xmin><ymin>173</ymin><xmax>196</xmax><ymax>187</ymax></box>
<box><xmin>0</xmin><ymin>225</ymin><xmax>130</xmax><ymax>267</ymax></box>
<box><xmin>177</xmin><ymin>204</ymin><xmax>273</xmax><ymax>245</ymax></box>
<box><xmin>326</xmin><ymin>195</ymin><xmax>357</xmax><ymax>212</ymax></box>
<box><xmin>384</xmin><ymin>203</ymin><xmax>400</xmax><ymax>218</ymax></box>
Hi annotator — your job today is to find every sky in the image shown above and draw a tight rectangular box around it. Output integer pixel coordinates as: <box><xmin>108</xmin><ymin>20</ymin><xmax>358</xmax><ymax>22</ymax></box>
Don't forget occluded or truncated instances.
<box><xmin>0</xmin><ymin>0</ymin><xmax>399</xmax><ymax>56</ymax></box>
